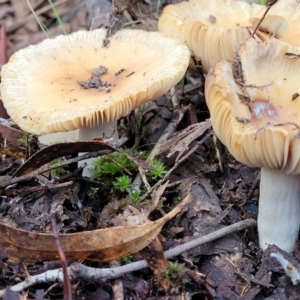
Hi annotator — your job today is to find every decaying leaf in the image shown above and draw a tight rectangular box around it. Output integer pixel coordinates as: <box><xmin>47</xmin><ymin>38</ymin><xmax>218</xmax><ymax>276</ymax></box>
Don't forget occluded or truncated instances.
<box><xmin>0</xmin><ymin>193</ymin><xmax>193</xmax><ymax>263</ymax></box>
<box><xmin>149</xmin><ymin>180</ymin><xmax>169</xmax><ymax>215</ymax></box>
<box><xmin>0</xmin><ymin>122</ymin><xmax>26</xmax><ymax>158</ymax></box>
<box><xmin>141</xmin><ymin>236</ymin><xmax>169</xmax><ymax>290</ymax></box>
<box><xmin>155</xmin><ymin>120</ymin><xmax>211</xmax><ymax>159</ymax></box>
<box><xmin>13</xmin><ymin>140</ymin><xmax>116</xmax><ymax>176</ymax></box>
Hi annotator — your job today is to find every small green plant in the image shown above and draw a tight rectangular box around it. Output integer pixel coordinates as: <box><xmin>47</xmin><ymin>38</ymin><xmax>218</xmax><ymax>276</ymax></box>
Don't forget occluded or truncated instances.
<box><xmin>113</xmin><ymin>175</ymin><xmax>132</xmax><ymax>193</ymax></box>
<box><xmin>18</xmin><ymin>135</ymin><xmax>28</xmax><ymax>147</ymax></box>
<box><xmin>258</xmin><ymin>0</ymin><xmax>267</xmax><ymax>4</ymax></box>
<box><xmin>91</xmin><ymin>152</ymin><xmax>137</xmax><ymax>180</ymax></box>
<box><xmin>88</xmin><ymin>187</ymin><xmax>99</xmax><ymax>200</ymax></box>
<box><xmin>121</xmin><ymin>255</ymin><xmax>132</xmax><ymax>265</ymax></box>
<box><xmin>164</xmin><ymin>261</ymin><xmax>186</xmax><ymax>281</ymax></box>
<box><xmin>90</xmin><ymin>152</ymin><xmax>166</xmax><ymax>202</ymax></box>
<box><xmin>48</xmin><ymin>158</ymin><xmax>65</xmax><ymax>178</ymax></box>
<box><xmin>148</xmin><ymin>159</ymin><xmax>167</xmax><ymax>180</ymax></box>
<box><xmin>129</xmin><ymin>190</ymin><xmax>142</xmax><ymax>204</ymax></box>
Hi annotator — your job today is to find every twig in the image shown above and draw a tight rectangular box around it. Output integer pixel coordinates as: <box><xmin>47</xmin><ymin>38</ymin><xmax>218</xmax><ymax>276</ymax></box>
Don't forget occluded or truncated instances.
<box><xmin>132</xmin><ymin>87</ymin><xmax>189</xmax><ymax>191</ymax></box>
<box><xmin>251</xmin><ymin>5</ymin><xmax>272</xmax><ymax>38</ymax></box>
<box><xmin>110</xmin><ymin>260</ymin><xmax>124</xmax><ymax>300</ymax></box>
<box><xmin>0</xmin><ymin>150</ymin><xmax>111</xmax><ymax>188</ymax></box>
<box><xmin>51</xmin><ymin>217</ymin><xmax>72</xmax><ymax>300</ymax></box>
<box><xmin>148</xmin><ymin>87</ymin><xmax>189</xmax><ymax>161</ymax></box>
<box><xmin>254</xmin><ymin>122</ymin><xmax>300</xmax><ymax>140</ymax></box>
<box><xmin>0</xmin><ymin>219</ymin><xmax>256</xmax><ymax>296</ymax></box>
<box><xmin>271</xmin><ymin>252</ymin><xmax>300</xmax><ymax>285</ymax></box>
<box><xmin>182</xmin><ymin>83</ymin><xmax>202</xmax><ymax>96</ymax></box>
<box><xmin>24</xmin><ymin>0</ymin><xmax>48</xmax><ymax>38</ymax></box>
<box><xmin>56</xmin><ymin>164</ymin><xmax>86</xmax><ymax>182</ymax></box>
<box><xmin>7</xmin><ymin>0</ymin><xmax>69</xmax><ymax>33</ymax></box>
<box><xmin>247</xmin><ymin>171</ymin><xmax>261</xmax><ymax>199</ymax></box>
<box><xmin>139</xmin><ymin>136</ymin><xmax>205</xmax><ymax>202</ymax></box>
<box><xmin>2</xmin><ymin>181</ymin><xmax>73</xmax><ymax>197</ymax></box>
<box><xmin>0</xmin><ymin>24</ymin><xmax>7</xmax><ymax>66</ymax></box>
<box><xmin>235</xmin><ymin>270</ymin><xmax>274</xmax><ymax>288</ymax></box>
<box><xmin>164</xmin><ymin>219</ymin><xmax>256</xmax><ymax>258</ymax></box>
<box><xmin>213</xmin><ymin>133</ymin><xmax>223</xmax><ymax>172</ymax></box>
<box><xmin>235</xmin><ymin>80</ymin><xmax>274</xmax><ymax>90</ymax></box>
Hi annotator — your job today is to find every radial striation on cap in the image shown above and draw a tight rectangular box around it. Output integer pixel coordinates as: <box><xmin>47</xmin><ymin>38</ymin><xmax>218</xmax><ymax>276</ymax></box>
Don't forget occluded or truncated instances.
<box><xmin>206</xmin><ymin>38</ymin><xmax>300</xmax><ymax>175</ymax></box>
<box><xmin>1</xmin><ymin>29</ymin><xmax>190</xmax><ymax>135</ymax></box>
<box><xmin>158</xmin><ymin>0</ymin><xmax>292</xmax><ymax>73</ymax></box>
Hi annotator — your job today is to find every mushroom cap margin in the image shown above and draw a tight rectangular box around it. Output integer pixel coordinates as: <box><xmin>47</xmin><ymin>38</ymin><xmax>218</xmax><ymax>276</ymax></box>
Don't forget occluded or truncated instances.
<box><xmin>158</xmin><ymin>0</ymin><xmax>290</xmax><ymax>73</ymax></box>
<box><xmin>205</xmin><ymin>38</ymin><xmax>300</xmax><ymax>175</ymax></box>
<box><xmin>1</xmin><ymin>29</ymin><xmax>190</xmax><ymax>135</ymax></box>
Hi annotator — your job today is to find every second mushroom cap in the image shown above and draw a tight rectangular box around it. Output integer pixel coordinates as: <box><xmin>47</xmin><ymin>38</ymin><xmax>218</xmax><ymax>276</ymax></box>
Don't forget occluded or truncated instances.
<box><xmin>205</xmin><ymin>37</ymin><xmax>300</xmax><ymax>253</ymax></box>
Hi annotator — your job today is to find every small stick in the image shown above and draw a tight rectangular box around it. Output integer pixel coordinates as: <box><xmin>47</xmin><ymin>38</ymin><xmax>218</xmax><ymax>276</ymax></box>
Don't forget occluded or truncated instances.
<box><xmin>251</xmin><ymin>0</ymin><xmax>278</xmax><ymax>38</ymax></box>
<box><xmin>139</xmin><ymin>131</ymin><xmax>212</xmax><ymax>201</ymax></box>
<box><xmin>247</xmin><ymin>171</ymin><xmax>261</xmax><ymax>199</ymax></box>
<box><xmin>235</xmin><ymin>270</ymin><xmax>274</xmax><ymax>288</ymax></box>
<box><xmin>51</xmin><ymin>217</ymin><xmax>72</xmax><ymax>300</ymax></box>
<box><xmin>252</xmin><ymin>7</ymin><xmax>271</xmax><ymax>38</ymax></box>
<box><xmin>110</xmin><ymin>260</ymin><xmax>124</xmax><ymax>300</ymax></box>
<box><xmin>131</xmin><ymin>86</ymin><xmax>189</xmax><ymax>191</ymax></box>
<box><xmin>0</xmin><ymin>150</ymin><xmax>111</xmax><ymax>188</ymax></box>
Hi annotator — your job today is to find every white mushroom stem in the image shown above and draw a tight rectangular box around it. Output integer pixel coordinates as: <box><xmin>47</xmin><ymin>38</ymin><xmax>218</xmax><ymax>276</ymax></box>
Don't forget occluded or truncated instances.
<box><xmin>39</xmin><ymin>121</ymin><xmax>119</xmax><ymax>177</ymax></box>
<box><xmin>39</xmin><ymin>130</ymin><xmax>79</xmax><ymax>144</ymax></box>
<box><xmin>258</xmin><ymin>167</ymin><xmax>300</xmax><ymax>253</ymax></box>
<box><xmin>78</xmin><ymin>121</ymin><xmax>119</xmax><ymax>177</ymax></box>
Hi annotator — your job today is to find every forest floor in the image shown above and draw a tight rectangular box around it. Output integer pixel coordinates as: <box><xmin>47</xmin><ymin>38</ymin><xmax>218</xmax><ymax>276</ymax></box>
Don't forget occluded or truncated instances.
<box><xmin>0</xmin><ymin>0</ymin><xmax>299</xmax><ymax>299</ymax></box>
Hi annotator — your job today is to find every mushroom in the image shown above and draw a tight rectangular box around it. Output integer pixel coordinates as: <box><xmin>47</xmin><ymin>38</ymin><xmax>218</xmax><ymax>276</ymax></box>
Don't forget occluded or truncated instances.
<box><xmin>0</xmin><ymin>29</ymin><xmax>190</xmax><ymax>175</ymax></box>
<box><xmin>252</xmin><ymin>0</ymin><xmax>300</xmax><ymax>47</ymax></box>
<box><xmin>205</xmin><ymin>37</ymin><xmax>300</xmax><ymax>252</ymax></box>
<box><xmin>158</xmin><ymin>0</ymin><xmax>289</xmax><ymax>73</ymax></box>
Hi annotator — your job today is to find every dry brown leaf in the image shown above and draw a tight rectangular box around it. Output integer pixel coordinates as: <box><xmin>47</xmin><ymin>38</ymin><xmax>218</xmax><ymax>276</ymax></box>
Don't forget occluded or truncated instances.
<box><xmin>0</xmin><ymin>123</ymin><xmax>26</xmax><ymax>158</ymax></box>
<box><xmin>13</xmin><ymin>140</ymin><xmax>115</xmax><ymax>176</ymax></box>
<box><xmin>149</xmin><ymin>180</ymin><xmax>169</xmax><ymax>215</ymax></box>
<box><xmin>141</xmin><ymin>236</ymin><xmax>169</xmax><ymax>290</ymax></box>
<box><xmin>155</xmin><ymin>120</ymin><xmax>211</xmax><ymax>159</ymax></box>
<box><xmin>0</xmin><ymin>193</ymin><xmax>193</xmax><ymax>263</ymax></box>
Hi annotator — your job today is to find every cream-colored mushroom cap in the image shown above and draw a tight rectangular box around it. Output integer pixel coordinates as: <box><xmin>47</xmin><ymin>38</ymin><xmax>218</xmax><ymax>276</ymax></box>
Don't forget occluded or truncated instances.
<box><xmin>0</xmin><ymin>29</ymin><xmax>190</xmax><ymax>135</ymax></box>
<box><xmin>158</xmin><ymin>0</ymin><xmax>289</xmax><ymax>73</ymax></box>
<box><xmin>252</xmin><ymin>0</ymin><xmax>300</xmax><ymax>47</ymax></box>
<box><xmin>205</xmin><ymin>38</ymin><xmax>300</xmax><ymax>252</ymax></box>
<box><xmin>205</xmin><ymin>38</ymin><xmax>300</xmax><ymax>174</ymax></box>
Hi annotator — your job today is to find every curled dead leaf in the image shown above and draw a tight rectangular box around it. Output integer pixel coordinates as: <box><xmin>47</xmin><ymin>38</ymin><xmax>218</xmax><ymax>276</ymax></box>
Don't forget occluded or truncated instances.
<box><xmin>13</xmin><ymin>140</ymin><xmax>116</xmax><ymax>176</ymax></box>
<box><xmin>0</xmin><ymin>194</ymin><xmax>193</xmax><ymax>263</ymax></box>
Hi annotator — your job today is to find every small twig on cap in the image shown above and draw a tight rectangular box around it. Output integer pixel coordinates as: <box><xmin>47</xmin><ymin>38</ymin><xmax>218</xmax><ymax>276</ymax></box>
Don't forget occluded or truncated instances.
<box><xmin>251</xmin><ymin>0</ymin><xmax>278</xmax><ymax>38</ymax></box>
<box><xmin>254</xmin><ymin>122</ymin><xmax>300</xmax><ymax>140</ymax></box>
<box><xmin>235</xmin><ymin>80</ymin><xmax>274</xmax><ymax>90</ymax></box>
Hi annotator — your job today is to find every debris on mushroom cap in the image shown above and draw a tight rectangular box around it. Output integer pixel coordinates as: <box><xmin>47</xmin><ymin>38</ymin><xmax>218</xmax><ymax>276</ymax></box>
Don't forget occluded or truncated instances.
<box><xmin>0</xmin><ymin>29</ymin><xmax>190</xmax><ymax>135</ymax></box>
<box><xmin>158</xmin><ymin>0</ymin><xmax>290</xmax><ymax>73</ymax></box>
<box><xmin>253</xmin><ymin>0</ymin><xmax>300</xmax><ymax>47</ymax></box>
<box><xmin>205</xmin><ymin>37</ymin><xmax>300</xmax><ymax>175</ymax></box>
